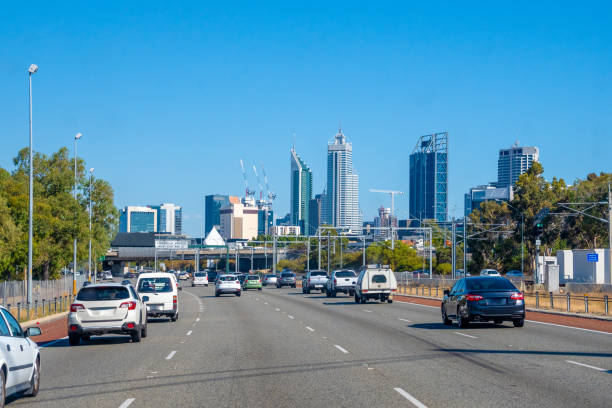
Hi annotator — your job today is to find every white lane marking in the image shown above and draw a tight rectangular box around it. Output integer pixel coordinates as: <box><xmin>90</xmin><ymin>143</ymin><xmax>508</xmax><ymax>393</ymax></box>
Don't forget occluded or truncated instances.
<box><xmin>275</xmin><ymin>308</ymin><xmax>280</xmax><ymax>312</ymax></box>
<box><xmin>526</xmin><ymin>320</ymin><xmax>612</xmax><ymax>336</ymax></box>
<box><xmin>306</xmin><ymin>326</ymin><xmax>315</xmax><ymax>332</ymax></box>
<box><xmin>398</xmin><ymin>318</ymin><xmax>412</xmax><ymax>323</ymax></box>
<box><xmin>264</xmin><ymin>302</ymin><xmax>269</xmax><ymax>305</ymax></box>
<box><xmin>40</xmin><ymin>336</ymin><xmax>68</xmax><ymax>347</ymax></box>
<box><xmin>454</xmin><ymin>331</ymin><xmax>478</xmax><ymax>339</ymax></box>
<box><xmin>395</xmin><ymin>300</ymin><xmax>437</xmax><ymax>309</ymax></box>
<box><xmin>118</xmin><ymin>398</ymin><xmax>135</xmax><ymax>408</ymax></box>
<box><xmin>288</xmin><ymin>315</ymin><xmax>294</xmax><ymax>319</ymax></box>
<box><xmin>566</xmin><ymin>360</ymin><xmax>609</xmax><ymax>372</ymax></box>
<box><xmin>334</xmin><ymin>345</ymin><xmax>349</xmax><ymax>354</ymax></box>
<box><xmin>196</xmin><ymin>317</ymin><xmax>200</xmax><ymax>322</ymax></box>
<box><xmin>186</xmin><ymin>330</ymin><xmax>192</xmax><ymax>336</ymax></box>
<box><xmin>362</xmin><ymin>309</ymin><xmax>372</xmax><ymax>313</ymax></box>
<box><xmin>166</xmin><ymin>351</ymin><xmax>177</xmax><ymax>360</ymax></box>
<box><xmin>394</xmin><ymin>388</ymin><xmax>428</xmax><ymax>408</ymax></box>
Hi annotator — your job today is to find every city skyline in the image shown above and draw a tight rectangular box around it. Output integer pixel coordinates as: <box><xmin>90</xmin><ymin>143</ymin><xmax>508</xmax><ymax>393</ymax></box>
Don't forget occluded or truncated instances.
<box><xmin>1</xmin><ymin>3</ymin><xmax>611</xmax><ymax>236</ymax></box>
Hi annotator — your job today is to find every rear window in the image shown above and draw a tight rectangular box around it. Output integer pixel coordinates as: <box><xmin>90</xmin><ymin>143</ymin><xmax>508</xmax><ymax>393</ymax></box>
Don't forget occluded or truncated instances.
<box><xmin>372</xmin><ymin>274</ymin><xmax>387</xmax><ymax>283</ymax></box>
<box><xmin>281</xmin><ymin>272</ymin><xmax>295</xmax><ymax>277</ymax></box>
<box><xmin>265</xmin><ymin>275</ymin><xmax>275</xmax><ymax>278</ymax></box>
<box><xmin>336</xmin><ymin>271</ymin><xmax>355</xmax><ymax>277</ymax></box>
<box><xmin>77</xmin><ymin>286</ymin><xmax>130</xmax><ymax>301</ymax></box>
<box><xmin>194</xmin><ymin>273</ymin><xmax>206</xmax><ymax>277</ymax></box>
<box><xmin>137</xmin><ymin>278</ymin><xmax>173</xmax><ymax>293</ymax></box>
<box><xmin>219</xmin><ymin>276</ymin><xmax>236</xmax><ymax>281</ymax></box>
<box><xmin>310</xmin><ymin>271</ymin><xmax>327</xmax><ymax>276</ymax></box>
<box><xmin>466</xmin><ymin>278</ymin><xmax>516</xmax><ymax>291</ymax></box>
<box><xmin>247</xmin><ymin>275</ymin><xmax>259</xmax><ymax>280</ymax></box>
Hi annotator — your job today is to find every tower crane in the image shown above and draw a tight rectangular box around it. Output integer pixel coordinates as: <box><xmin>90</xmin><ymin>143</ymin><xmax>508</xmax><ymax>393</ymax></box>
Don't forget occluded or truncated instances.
<box><xmin>261</xmin><ymin>164</ymin><xmax>276</xmax><ymax>235</ymax></box>
<box><xmin>240</xmin><ymin>159</ymin><xmax>255</xmax><ymax>199</ymax></box>
<box><xmin>253</xmin><ymin>165</ymin><xmax>264</xmax><ymax>202</ymax></box>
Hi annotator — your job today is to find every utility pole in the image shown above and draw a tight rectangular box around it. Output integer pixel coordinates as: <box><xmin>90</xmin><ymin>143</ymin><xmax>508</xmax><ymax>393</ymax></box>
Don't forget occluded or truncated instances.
<box><xmin>250</xmin><ymin>246</ymin><xmax>254</xmax><ymax>272</ymax></box>
<box><xmin>362</xmin><ymin>236</ymin><xmax>366</xmax><ymax>267</ymax></box>
<box><xmin>306</xmin><ymin>237</ymin><xmax>310</xmax><ymax>271</ymax></box>
<box><xmin>327</xmin><ymin>232</ymin><xmax>331</xmax><ymax>274</ymax></box>
<box><xmin>27</xmin><ymin>63</ymin><xmax>38</xmax><ymax>308</ymax></box>
<box><xmin>463</xmin><ymin>217</ymin><xmax>467</xmax><ymax>275</ymax></box>
<box><xmin>273</xmin><ymin>235</ymin><xmax>277</xmax><ymax>274</ymax></box>
<box><xmin>451</xmin><ymin>218</ymin><xmax>456</xmax><ymax>278</ymax></box>
<box><xmin>235</xmin><ymin>248</ymin><xmax>239</xmax><ymax>273</ymax></box>
<box><xmin>340</xmin><ymin>236</ymin><xmax>343</xmax><ymax>268</ymax></box>
<box><xmin>318</xmin><ymin>229</ymin><xmax>321</xmax><ymax>270</ymax></box>
<box><xmin>608</xmin><ymin>183</ymin><xmax>612</xmax><ymax>283</ymax></box>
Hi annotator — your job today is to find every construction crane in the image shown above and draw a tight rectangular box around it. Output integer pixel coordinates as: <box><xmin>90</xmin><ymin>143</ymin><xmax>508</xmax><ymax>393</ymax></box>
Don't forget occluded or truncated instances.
<box><xmin>369</xmin><ymin>189</ymin><xmax>404</xmax><ymax>218</ymax></box>
<box><xmin>253</xmin><ymin>165</ymin><xmax>264</xmax><ymax>201</ymax></box>
<box><xmin>261</xmin><ymin>164</ymin><xmax>276</xmax><ymax>235</ymax></box>
<box><xmin>240</xmin><ymin>159</ymin><xmax>255</xmax><ymax>199</ymax></box>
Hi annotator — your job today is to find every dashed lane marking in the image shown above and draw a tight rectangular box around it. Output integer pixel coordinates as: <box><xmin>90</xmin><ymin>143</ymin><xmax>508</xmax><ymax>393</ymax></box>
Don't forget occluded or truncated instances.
<box><xmin>398</xmin><ymin>318</ymin><xmax>412</xmax><ymax>323</ymax></box>
<box><xmin>196</xmin><ymin>317</ymin><xmax>200</xmax><ymax>322</ymax></box>
<box><xmin>454</xmin><ymin>332</ymin><xmax>478</xmax><ymax>339</ymax></box>
<box><xmin>118</xmin><ymin>398</ymin><xmax>135</xmax><ymax>408</ymax></box>
<box><xmin>288</xmin><ymin>315</ymin><xmax>294</xmax><ymax>319</ymax></box>
<box><xmin>306</xmin><ymin>326</ymin><xmax>315</xmax><ymax>332</ymax></box>
<box><xmin>186</xmin><ymin>330</ymin><xmax>192</xmax><ymax>336</ymax></box>
<box><xmin>566</xmin><ymin>360</ymin><xmax>610</xmax><ymax>373</ymax></box>
<box><xmin>362</xmin><ymin>309</ymin><xmax>372</xmax><ymax>313</ymax></box>
<box><xmin>275</xmin><ymin>308</ymin><xmax>280</xmax><ymax>312</ymax></box>
<box><xmin>334</xmin><ymin>345</ymin><xmax>349</xmax><ymax>354</ymax></box>
<box><xmin>166</xmin><ymin>351</ymin><xmax>177</xmax><ymax>360</ymax></box>
<box><xmin>394</xmin><ymin>388</ymin><xmax>428</xmax><ymax>408</ymax></box>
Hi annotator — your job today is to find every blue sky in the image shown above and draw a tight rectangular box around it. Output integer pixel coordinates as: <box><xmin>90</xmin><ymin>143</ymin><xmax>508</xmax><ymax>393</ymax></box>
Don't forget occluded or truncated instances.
<box><xmin>1</xmin><ymin>1</ymin><xmax>611</xmax><ymax>236</ymax></box>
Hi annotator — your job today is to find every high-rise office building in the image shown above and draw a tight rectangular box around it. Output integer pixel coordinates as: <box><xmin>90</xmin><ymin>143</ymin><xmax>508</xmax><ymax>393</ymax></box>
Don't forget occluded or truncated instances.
<box><xmin>496</xmin><ymin>143</ymin><xmax>539</xmax><ymax>188</ymax></box>
<box><xmin>257</xmin><ymin>208</ymin><xmax>274</xmax><ymax>235</ymax></box>
<box><xmin>205</xmin><ymin>195</ymin><xmax>231</xmax><ymax>236</ymax></box>
<box><xmin>464</xmin><ymin>184</ymin><xmax>513</xmax><ymax>216</ymax></box>
<box><xmin>409</xmin><ymin>132</ymin><xmax>448</xmax><ymax>223</ymax></box>
<box><xmin>219</xmin><ymin>197</ymin><xmax>259</xmax><ymax>241</ymax></box>
<box><xmin>119</xmin><ymin>206</ymin><xmax>157</xmax><ymax>233</ymax></box>
<box><xmin>290</xmin><ymin>147</ymin><xmax>313</xmax><ymax>234</ymax></box>
<box><xmin>150</xmin><ymin>203</ymin><xmax>182</xmax><ymax>235</ymax></box>
<box><xmin>325</xmin><ymin>128</ymin><xmax>362</xmax><ymax>232</ymax></box>
<box><xmin>308</xmin><ymin>193</ymin><xmax>325</xmax><ymax>235</ymax></box>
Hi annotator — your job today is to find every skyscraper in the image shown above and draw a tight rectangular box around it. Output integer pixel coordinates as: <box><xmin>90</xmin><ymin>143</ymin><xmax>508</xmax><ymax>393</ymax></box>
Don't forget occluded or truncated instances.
<box><xmin>150</xmin><ymin>203</ymin><xmax>182</xmax><ymax>235</ymax></box>
<box><xmin>205</xmin><ymin>195</ymin><xmax>230</xmax><ymax>236</ymax></box>
<box><xmin>325</xmin><ymin>128</ymin><xmax>362</xmax><ymax>232</ymax></box>
<box><xmin>409</xmin><ymin>132</ymin><xmax>448</xmax><ymax>223</ymax></box>
<box><xmin>308</xmin><ymin>193</ymin><xmax>325</xmax><ymax>235</ymax></box>
<box><xmin>290</xmin><ymin>147</ymin><xmax>313</xmax><ymax>234</ymax></box>
<box><xmin>496</xmin><ymin>143</ymin><xmax>539</xmax><ymax>188</ymax></box>
<box><xmin>119</xmin><ymin>206</ymin><xmax>157</xmax><ymax>233</ymax></box>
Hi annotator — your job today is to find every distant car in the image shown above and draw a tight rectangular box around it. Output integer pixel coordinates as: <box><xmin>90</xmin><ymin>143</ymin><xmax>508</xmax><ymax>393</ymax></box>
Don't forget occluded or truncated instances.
<box><xmin>441</xmin><ymin>276</ymin><xmax>525</xmax><ymax>328</ymax></box>
<box><xmin>263</xmin><ymin>274</ymin><xmax>277</xmax><ymax>286</ymax></box>
<box><xmin>0</xmin><ymin>305</ymin><xmax>42</xmax><ymax>406</ymax></box>
<box><xmin>207</xmin><ymin>271</ymin><xmax>219</xmax><ymax>283</ymax></box>
<box><xmin>505</xmin><ymin>270</ymin><xmax>523</xmax><ymax>277</ymax></box>
<box><xmin>456</xmin><ymin>269</ymin><xmax>471</xmax><ymax>277</ymax></box>
<box><xmin>136</xmin><ymin>273</ymin><xmax>180</xmax><ymax>322</ymax></box>
<box><xmin>192</xmin><ymin>272</ymin><xmax>209</xmax><ymax>287</ymax></box>
<box><xmin>302</xmin><ymin>270</ymin><xmax>328</xmax><ymax>294</ymax></box>
<box><xmin>277</xmin><ymin>271</ymin><xmax>296</xmax><ymax>288</ymax></box>
<box><xmin>178</xmin><ymin>271</ymin><xmax>189</xmax><ymax>280</ymax></box>
<box><xmin>243</xmin><ymin>275</ymin><xmax>262</xmax><ymax>291</ymax></box>
<box><xmin>215</xmin><ymin>274</ymin><xmax>241</xmax><ymax>297</ymax></box>
<box><xmin>69</xmin><ymin>283</ymin><xmax>148</xmax><ymax>345</ymax></box>
<box><xmin>480</xmin><ymin>269</ymin><xmax>501</xmax><ymax>277</ymax></box>
<box><xmin>326</xmin><ymin>269</ymin><xmax>357</xmax><ymax>297</ymax></box>
<box><xmin>237</xmin><ymin>274</ymin><xmax>248</xmax><ymax>286</ymax></box>
<box><xmin>103</xmin><ymin>271</ymin><xmax>113</xmax><ymax>280</ymax></box>
<box><xmin>412</xmin><ymin>270</ymin><xmax>431</xmax><ymax>278</ymax></box>
<box><xmin>354</xmin><ymin>267</ymin><xmax>397</xmax><ymax>304</ymax></box>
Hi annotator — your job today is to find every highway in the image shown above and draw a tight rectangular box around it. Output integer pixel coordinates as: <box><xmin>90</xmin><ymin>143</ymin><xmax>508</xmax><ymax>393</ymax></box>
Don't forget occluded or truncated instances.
<box><xmin>13</xmin><ymin>283</ymin><xmax>612</xmax><ymax>408</ymax></box>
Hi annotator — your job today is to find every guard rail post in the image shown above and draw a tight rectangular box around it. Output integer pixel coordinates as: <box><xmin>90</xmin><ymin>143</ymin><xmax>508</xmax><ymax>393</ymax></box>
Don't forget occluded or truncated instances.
<box><xmin>34</xmin><ymin>300</ymin><xmax>38</xmax><ymax>318</ymax></box>
<box><xmin>605</xmin><ymin>295</ymin><xmax>609</xmax><ymax>315</ymax></box>
<box><xmin>428</xmin><ymin>287</ymin><xmax>432</xmax><ymax>297</ymax></box>
<box><xmin>566</xmin><ymin>293</ymin><xmax>571</xmax><ymax>312</ymax></box>
<box><xmin>584</xmin><ymin>295</ymin><xmax>588</xmax><ymax>314</ymax></box>
<box><xmin>549</xmin><ymin>292</ymin><xmax>554</xmax><ymax>309</ymax></box>
<box><xmin>16</xmin><ymin>303</ymin><xmax>20</xmax><ymax>321</ymax></box>
<box><xmin>41</xmin><ymin>299</ymin><xmax>45</xmax><ymax>317</ymax></box>
<box><xmin>535</xmin><ymin>291</ymin><xmax>539</xmax><ymax>309</ymax></box>
<box><xmin>27</xmin><ymin>302</ymin><xmax>30</xmax><ymax>321</ymax></box>
<box><xmin>54</xmin><ymin>297</ymin><xmax>57</xmax><ymax>313</ymax></box>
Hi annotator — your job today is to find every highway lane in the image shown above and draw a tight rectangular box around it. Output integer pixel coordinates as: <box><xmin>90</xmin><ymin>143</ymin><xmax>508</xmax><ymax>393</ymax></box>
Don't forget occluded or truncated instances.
<box><xmin>11</xmin><ymin>283</ymin><xmax>611</xmax><ymax>407</ymax></box>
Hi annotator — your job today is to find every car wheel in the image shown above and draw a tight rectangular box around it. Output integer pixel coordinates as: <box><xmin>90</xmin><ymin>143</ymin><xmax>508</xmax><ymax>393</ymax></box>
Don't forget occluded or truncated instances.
<box><xmin>513</xmin><ymin>318</ymin><xmax>524</xmax><ymax>327</ymax></box>
<box><xmin>22</xmin><ymin>357</ymin><xmax>40</xmax><ymax>397</ymax></box>
<box><xmin>141</xmin><ymin>322</ymin><xmax>148</xmax><ymax>338</ymax></box>
<box><xmin>360</xmin><ymin>296</ymin><xmax>366</xmax><ymax>304</ymax></box>
<box><xmin>292</xmin><ymin>284</ymin><xmax>296</xmax><ymax>288</ymax></box>
<box><xmin>215</xmin><ymin>291</ymin><xmax>220</xmax><ymax>297</ymax></box>
<box><xmin>68</xmin><ymin>333</ymin><xmax>80</xmax><ymax>346</ymax></box>
<box><xmin>354</xmin><ymin>293</ymin><xmax>360</xmax><ymax>303</ymax></box>
<box><xmin>236</xmin><ymin>292</ymin><xmax>241</xmax><ymax>297</ymax></box>
<box><xmin>457</xmin><ymin>308</ymin><xmax>469</xmax><ymax>328</ymax></box>
<box><xmin>243</xmin><ymin>287</ymin><xmax>247</xmax><ymax>291</ymax></box>
<box><xmin>441</xmin><ymin>306</ymin><xmax>452</xmax><ymax>325</ymax></box>
<box><xmin>171</xmin><ymin>313</ymin><xmax>178</xmax><ymax>322</ymax></box>
<box><xmin>494</xmin><ymin>319</ymin><xmax>503</xmax><ymax>325</ymax></box>
<box><xmin>0</xmin><ymin>365</ymin><xmax>5</xmax><ymax>408</ymax></box>
<box><xmin>258</xmin><ymin>287</ymin><xmax>262</xmax><ymax>291</ymax></box>
<box><xmin>81</xmin><ymin>334</ymin><xmax>91</xmax><ymax>341</ymax></box>
<box><xmin>387</xmin><ymin>299</ymin><xmax>393</xmax><ymax>304</ymax></box>
<box><xmin>332</xmin><ymin>290</ymin><xmax>337</xmax><ymax>298</ymax></box>
<box><xmin>326</xmin><ymin>290</ymin><xmax>331</xmax><ymax>298</ymax></box>
<box><xmin>206</xmin><ymin>284</ymin><xmax>209</xmax><ymax>287</ymax></box>
<box><xmin>131</xmin><ymin>328</ymin><xmax>141</xmax><ymax>343</ymax></box>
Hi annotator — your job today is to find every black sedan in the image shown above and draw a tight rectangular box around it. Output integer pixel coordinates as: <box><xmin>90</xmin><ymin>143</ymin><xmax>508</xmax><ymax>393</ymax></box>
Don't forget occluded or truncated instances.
<box><xmin>441</xmin><ymin>276</ymin><xmax>525</xmax><ymax>328</ymax></box>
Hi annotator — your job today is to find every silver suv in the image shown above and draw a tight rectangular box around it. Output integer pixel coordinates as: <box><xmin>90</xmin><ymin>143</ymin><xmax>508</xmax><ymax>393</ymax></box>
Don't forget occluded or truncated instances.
<box><xmin>276</xmin><ymin>271</ymin><xmax>296</xmax><ymax>288</ymax></box>
<box><xmin>68</xmin><ymin>283</ymin><xmax>148</xmax><ymax>345</ymax></box>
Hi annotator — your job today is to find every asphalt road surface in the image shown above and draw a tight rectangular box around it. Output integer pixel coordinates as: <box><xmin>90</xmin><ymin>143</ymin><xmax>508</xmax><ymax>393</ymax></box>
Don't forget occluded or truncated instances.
<box><xmin>13</xmin><ymin>283</ymin><xmax>612</xmax><ymax>408</ymax></box>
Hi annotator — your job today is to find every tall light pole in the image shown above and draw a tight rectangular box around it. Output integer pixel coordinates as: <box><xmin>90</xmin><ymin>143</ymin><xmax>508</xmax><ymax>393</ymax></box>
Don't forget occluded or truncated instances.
<box><xmin>88</xmin><ymin>168</ymin><xmax>94</xmax><ymax>283</ymax></box>
<box><xmin>73</xmin><ymin>132</ymin><xmax>83</xmax><ymax>295</ymax></box>
<box><xmin>27</xmin><ymin>63</ymin><xmax>38</xmax><ymax>307</ymax></box>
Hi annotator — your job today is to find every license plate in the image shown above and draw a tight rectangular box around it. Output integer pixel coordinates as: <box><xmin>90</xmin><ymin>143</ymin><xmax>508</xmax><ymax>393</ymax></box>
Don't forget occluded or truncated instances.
<box><xmin>487</xmin><ymin>298</ymin><xmax>506</xmax><ymax>305</ymax></box>
<box><xmin>315</xmin><ymin>285</ymin><xmax>323</xmax><ymax>288</ymax></box>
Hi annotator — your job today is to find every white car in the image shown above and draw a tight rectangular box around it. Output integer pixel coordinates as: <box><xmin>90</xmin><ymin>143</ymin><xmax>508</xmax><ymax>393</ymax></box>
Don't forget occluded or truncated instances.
<box><xmin>68</xmin><ymin>283</ymin><xmax>148</xmax><ymax>345</ymax></box>
<box><xmin>192</xmin><ymin>272</ymin><xmax>209</xmax><ymax>287</ymax></box>
<box><xmin>263</xmin><ymin>274</ymin><xmax>277</xmax><ymax>286</ymax></box>
<box><xmin>480</xmin><ymin>269</ymin><xmax>501</xmax><ymax>277</ymax></box>
<box><xmin>136</xmin><ymin>272</ymin><xmax>181</xmax><ymax>321</ymax></box>
<box><xmin>354</xmin><ymin>266</ymin><xmax>397</xmax><ymax>304</ymax></box>
<box><xmin>0</xmin><ymin>306</ymin><xmax>42</xmax><ymax>406</ymax></box>
<box><xmin>215</xmin><ymin>274</ymin><xmax>242</xmax><ymax>297</ymax></box>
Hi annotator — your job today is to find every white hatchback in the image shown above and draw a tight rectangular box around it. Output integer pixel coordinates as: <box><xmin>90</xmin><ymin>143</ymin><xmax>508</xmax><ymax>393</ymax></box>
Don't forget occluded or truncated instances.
<box><xmin>215</xmin><ymin>275</ymin><xmax>241</xmax><ymax>297</ymax></box>
<box><xmin>136</xmin><ymin>273</ymin><xmax>181</xmax><ymax>321</ymax></box>
<box><xmin>0</xmin><ymin>306</ymin><xmax>42</xmax><ymax>406</ymax></box>
<box><xmin>480</xmin><ymin>269</ymin><xmax>501</xmax><ymax>277</ymax></box>
<box><xmin>192</xmin><ymin>272</ymin><xmax>209</xmax><ymax>287</ymax></box>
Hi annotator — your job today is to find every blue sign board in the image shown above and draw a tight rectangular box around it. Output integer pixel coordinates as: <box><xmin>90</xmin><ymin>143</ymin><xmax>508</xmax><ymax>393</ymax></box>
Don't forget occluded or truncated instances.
<box><xmin>587</xmin><ymin>253</ymin><xmax>598</xmax><ymax>262</ymax></box>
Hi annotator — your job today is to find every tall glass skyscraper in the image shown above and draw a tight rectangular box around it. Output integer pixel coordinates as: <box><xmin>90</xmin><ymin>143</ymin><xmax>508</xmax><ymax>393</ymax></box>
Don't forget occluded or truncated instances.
<box><xmin>496</xmin><ymin>144</ymin><xmax>539</xmax><ymax>188</ymax></box>
<box><xmin>325</xmin><ymin>128</ymin><xmax>362</xmax><ymax>232</ymax></box>
<box><xmin>205</xmin><ymin>195</ymin><xmax>230</xmax><ymax>236</ymax></box>
<box><xmin>290</xmin><ymin>147</ymin><xmax>312</xmax><ymax>234</ymax></box>
<box><xmin>409</xmin><ymin>132</ymin><xmax>448</xmax><ymax>223</ymax></box>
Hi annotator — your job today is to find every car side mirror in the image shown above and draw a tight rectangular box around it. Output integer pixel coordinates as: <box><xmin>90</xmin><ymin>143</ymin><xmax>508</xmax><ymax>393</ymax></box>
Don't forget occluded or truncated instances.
<box><xmin>443</xmin><ymin>289</ymin><xmax>450</xmax><ymax>296</ymax></box>
<box><xmin>142</xmin><ymin>296</ymin><xmax>150</xmax><ymax>302</ymax></box>
<box><xmin>26</xmin><ymin>327</ymin><xmax>42</xmax><ymax>337</ymax></box>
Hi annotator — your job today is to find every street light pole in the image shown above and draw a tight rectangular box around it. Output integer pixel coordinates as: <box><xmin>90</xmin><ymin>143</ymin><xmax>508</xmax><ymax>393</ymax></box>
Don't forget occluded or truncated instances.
<box><xmin>73</xmin><ymin>132</ymin><xmax>82</xmax><ymax>295</ymax></box>
<box><xmin>27</xmin><ymin>63</ymin><xmax>38</xmax><ymax>307</ymax></box>
<box><xmin>88</xmin><ymin>168</ymin><xmax>94</xmax><ymax>283</ymax></box>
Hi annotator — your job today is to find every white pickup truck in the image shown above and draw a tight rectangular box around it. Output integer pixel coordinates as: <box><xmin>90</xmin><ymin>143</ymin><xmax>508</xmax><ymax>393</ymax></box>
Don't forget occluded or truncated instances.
<box><xmin>354</xmin><ymin>266</ymin><xmax>397</xmax><ymax>304</ymax></box>
<box><xmin>326</xmin><ymin>269</ymin><xmax>357</xmax><ymax>297</ymax></box>
<box><xmin>302</xmin><ymin>270</ymin><xmax>329</xmax><ymax>294</ymax></box>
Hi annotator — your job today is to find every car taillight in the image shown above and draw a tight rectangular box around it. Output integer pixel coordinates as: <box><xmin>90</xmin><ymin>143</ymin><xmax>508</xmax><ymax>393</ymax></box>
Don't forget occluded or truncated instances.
<box><xmin>126</xmin><ymin>322</ymin><xmax>135</xmax><ymax>329</ymax></box>
<box><xmin>334</xmin><ymin>279</ymin><xmax>337</xmax><ymax>284</ymax></box>
<box><xmin>465</xmin><ymin>294</ymin><xmax>484</xmax><ymax>301</ymax></box>
<box><xmin>70</xmin><ymin>303</ymin><xmax>85</xmax><ymax>312</ymax></box>
<box><xmin>173</xmin><ymin>295</ymin><xmax>177</xmax><ymax>304</ymax></box>
<box><xmin>119</xmin><ymin>301</ymin><xmax>136</xmax><ymax>310</ymax></box>
<box><xmin>308</xmin><ymin>278</ymin><xmax>311</xmax><ymax>284</ymax></box>
<box><xmin>362</xmin><ymin>289</ymin><xmax>368</xmax><ymax>293</ymax></box>
<box><xmin>510</xmin><ymin>292</ymin><xmax>524</xmax><ymax>300</ymax></box>
<box><xmin>70</xmin><ymin>325</ymin><xmax>78</xmax><ymax>331</ymax></box>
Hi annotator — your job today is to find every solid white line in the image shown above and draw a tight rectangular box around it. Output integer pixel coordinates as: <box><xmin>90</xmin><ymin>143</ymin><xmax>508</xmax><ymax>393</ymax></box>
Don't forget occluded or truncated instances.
<box><xmin>398</xmin><ymin>318</ymin><xmax>412</xmax><ymax>323</ymax></box>
<box><xmin>40</xmin><ymin>336</ymin><xmax>68</xmax><ymax>347</ymax></box>
<box><xmin>306</xmin><ymin>326</ymin><xmax>315</xmax><ymax>332</ymax></box>
<box><xmin>362</xmin><ymin>309</ymin><xmax>372</xmax><ymax>313</ymax></box>
<box><xmin>118</xmin><ymin>398</ymin><xmax>135</xmax><ymax>408</ymax></box>
<box><xmin>334</xmin><ymin>344</ymin><xmax>349</xmax><ymax>354</ymax></box>
<box><xmin>394</xmin><ymin>388</ymin><xmax>428</xmax><ymax>408</ymax></box>
<box><xmin>196</xmin><ymin>318</ymin><xmax>200</xmax><ymax>322</ymax></box>
<box><xmin>165</xmin><ymin>351</ymin><xmax>177</xmax><ymax>360</ymax></box>
<box><xmin>395</xmin><ymin>300</ymin><xmax>438</xmax><ymax>309</ymax></box>
<box><xmin>454</xmin><ymin>331</ymin><xmax>478</xmax><ymax>339</ymax></box>
<box><xmin>186</xmin><ymin>330</ymin><xmax>192</xmax><ymax>336</ymax></box>
<box><xmin>288</xmin><ymin>315</ymin><xmax>294</xmax><ymax>319</ymax></box>
<box><xmin>526</xmin><ymin>320</ymin><xmax>612</xmax><ymax>336</ymax></box>
<box><xmin>566</xmin><ymin>360</ymin><xmax>608</xmax><ymax>372</ymax></box>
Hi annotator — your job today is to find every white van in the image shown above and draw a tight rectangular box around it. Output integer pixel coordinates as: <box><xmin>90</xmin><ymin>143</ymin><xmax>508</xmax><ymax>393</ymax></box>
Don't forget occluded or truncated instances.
<box><xmin>136</xmin><ymin>272</ymin><xmax>180</xmax><ymax>321</ymax></box>
<box><xmin>354</xmin><ymin>267</ymin><xmax>397</xmax><ymax>304</ymax></box>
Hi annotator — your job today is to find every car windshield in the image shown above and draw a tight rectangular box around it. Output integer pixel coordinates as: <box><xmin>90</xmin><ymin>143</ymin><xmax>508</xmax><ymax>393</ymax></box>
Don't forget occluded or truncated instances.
<box><xmin>219</xmin><ymin>276</ymin><xmax>236</xmax><ymax>281</ymax></box>
<box><xmin>137</xmin><ymin>277</ymin><xmax>173</xmax><ymax>293</ymax></box>
<box><xmin>195</xmin><ymin>273</ymin><xmax>206</xmax><ymax>277</ymax></box>
<box><xmin>466</xmin><ymin>277</ymin><xmax>516</xmax><ymax>291</ymax></box>
<box><xmin>336</xmin><ymin>271</ymin><xmax>355</xmax><ymax>277</ymax></box>
<box><xmin>372</xmin><ymin>274</ymin><xmax>387</xmax><ymax>283</ymax></box>
<box><xmin>77</xmin><ymin>286</ymin><xmax>130</xmax><ymax>301</ymax></box>
<box><xmin>311</xmin><ymin>271</ymin><xmax>327</xmax><ymax>276</ymax></box>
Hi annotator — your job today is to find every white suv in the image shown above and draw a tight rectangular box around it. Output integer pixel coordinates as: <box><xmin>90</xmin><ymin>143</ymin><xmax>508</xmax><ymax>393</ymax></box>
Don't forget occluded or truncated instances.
<box><xmin>215</xmin><ymin>274</ymin><xmax>242</xmax><ymax>297</ymax></box>
<box><xmin>0</xmin><ymin>306</ymin><xmax>42</xmax><ymax>406</ymax></box>
<box><xmin>136</xmin><ymin>273</ymin><xmax>180</xmax><ymax>321</ymax></box>
<box><xmin>68</xmin><ymin>283</ymin><xmax>148</xmax><ymax>345</ymax></box>
<box><xmin>192</xmin><ymin>272</ymin><xmax>209</xmax><ymax>287</ymax></box>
